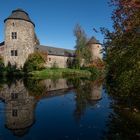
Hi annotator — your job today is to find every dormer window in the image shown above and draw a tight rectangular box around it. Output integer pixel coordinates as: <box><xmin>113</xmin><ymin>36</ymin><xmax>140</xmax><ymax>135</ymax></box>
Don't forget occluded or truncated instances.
<box><xmin>11</xmin><ymin>32</ymin><xmax>17</xmax><ymax>39</ymax></box>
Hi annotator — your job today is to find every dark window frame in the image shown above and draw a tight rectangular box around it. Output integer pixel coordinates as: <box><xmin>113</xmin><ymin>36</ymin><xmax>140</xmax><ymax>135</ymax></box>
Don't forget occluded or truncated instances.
<box><xmin>11</xmin><ymin>50</ymin><xmax>14</xmax><ymax>56</ymax></box>
<box><xmin>11</xmin><ymin>93</ymin><xmax>18</xmax><ymax>99</ymax></box>
<box><xmin>11</xmin><ymin>32</ymin><xmax>17</xmax><ymax>39</ymax></box>
<box><xmin>15</xmin><ymin>50</ymin><xmax>18</xmax><ymax>56</ymax></box>
<box><xmin>12</xmin><ymin>109</ymin><xmax>18</xmax><ymax>117</ymax></box>
<box><xmin>11</xmin><ymin>50</ymin><xmax>18</xmax><ymax>56</ymax></box>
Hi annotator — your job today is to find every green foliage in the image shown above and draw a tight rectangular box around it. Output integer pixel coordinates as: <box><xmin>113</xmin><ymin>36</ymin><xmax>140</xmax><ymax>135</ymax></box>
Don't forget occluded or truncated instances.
<box><xmin>23</xmin><ymin>52</ymin><xmax>46</xmax><ymax>73</ymax></box>
<box><xmin>24</xmin><ymin>78</ymin><xmax>46</xmax><ymax>96</ymax></box>
<box><xmin>30</xmin><ymin>68</ymin><xmax>91</xmax><ymax>79</ymax></box>
<box><xmin>5</xmin><ymin>62</ymin><xmax>23</xmax><ymax>77</ymax></box>
<box><xmin>67</xmin><ymin>57</ymin><xmax>81</xmax><ymax>69</ymax></box>
<box><xmin>66</xmin><ymin>57</ymin><xmax>73</xmax><ymax>68</ymax></box>
<box><xmin>74</xmin><ymin>24</ymin><xmax>92</xmax><ymax>67</ymax></box>
<box><xmin>102</xmin><ymin>0</ymin><xmax>140</xmax><ymax>97</ymax></box>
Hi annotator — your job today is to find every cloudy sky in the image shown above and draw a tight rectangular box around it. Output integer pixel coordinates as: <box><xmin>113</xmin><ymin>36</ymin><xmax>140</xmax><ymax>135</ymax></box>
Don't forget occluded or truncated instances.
<box><xmin>0</xmin><ymin>0</ymin><xmax>113</xmax><ymax>49</ymax></box>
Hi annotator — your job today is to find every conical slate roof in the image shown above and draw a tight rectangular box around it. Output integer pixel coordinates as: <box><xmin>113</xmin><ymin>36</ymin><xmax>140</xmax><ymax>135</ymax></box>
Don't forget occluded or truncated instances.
<box><xmin>4</xmin><ymin>9</ymin><xmax>35</xmax><ymax>27</ymax></box>
<box><xmin>87</xmin><ymin>36</ymin><xmax>100</xmax><ymax>44</ymax></box>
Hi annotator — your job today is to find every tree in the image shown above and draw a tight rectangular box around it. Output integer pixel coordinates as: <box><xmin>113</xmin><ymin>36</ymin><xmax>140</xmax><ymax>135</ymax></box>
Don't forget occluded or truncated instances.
<box><xmin>102</xmin><ymin>0</ymin><xmax>140</xmax><ymax>96</ymax></box>
<box><xmin>23</xmin><ymin>52</ymin><xmax>46</xmax><ymax>73</ymax></box>
<box><xmin>74</xmin><ymin>24</ymin><xmax>91</xmax><ymax>68</ymax></box>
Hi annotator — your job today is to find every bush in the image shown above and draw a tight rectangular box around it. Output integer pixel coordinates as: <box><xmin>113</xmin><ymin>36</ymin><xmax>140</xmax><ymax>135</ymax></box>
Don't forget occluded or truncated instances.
<box><xmin>23</xmin><ymin>52</ymin><xmax>46</xmax><ymax>73</ymax></box>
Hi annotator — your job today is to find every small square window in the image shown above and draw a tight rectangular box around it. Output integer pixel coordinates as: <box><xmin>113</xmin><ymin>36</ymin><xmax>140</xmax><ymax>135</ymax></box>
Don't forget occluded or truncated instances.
<box><xmin>12</xmin><ymin>109</ymin><xmax>18</xmax><ymax>117</ymax></box>
<box><xmin>11</xmin><ymin>50</ymin><xmax>14</xmax><ymax>56</ymax></box>
<box><xmin>49</xmin><ymin>58</ymin><xmax>51</xmax><ymax>61</ymax></box>
<box><xmin>11</xmin><ymin>32</ymin><xmax>17</xmax><ymax>39</ymax></box>
<box><xmin>11</xmin><ymin>50</ymin><xmax>18</xmax><ymax>56</ymax></box>
<box><xmin>11</xmin><ymin>93</ymin><xmax>18</xmax><ymax>99</ymax></box>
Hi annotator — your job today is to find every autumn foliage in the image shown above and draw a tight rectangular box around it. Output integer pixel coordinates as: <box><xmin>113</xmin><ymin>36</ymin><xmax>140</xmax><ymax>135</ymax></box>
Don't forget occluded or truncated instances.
<box><xmin>87</xmin><ymin>58</ymin><xmax>105</xmax><ymax>70</ymax></box>
<box><xmin>103</xmin><ymin>0</ymin><xmax>140</xmax><ymax>96</ymax></box>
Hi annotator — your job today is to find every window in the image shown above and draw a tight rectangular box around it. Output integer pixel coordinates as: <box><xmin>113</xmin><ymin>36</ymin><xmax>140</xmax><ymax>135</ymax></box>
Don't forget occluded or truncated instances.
<box><xmin>11</xmin><ymin>50</ymin><xmax>18</xmax><ymax>56</ymax></box>
<box><xmin>49</xmin><ymin>58</ymin><xmax>51</xmax><ymax>61</ymax></box>
<box><xmin>11</xmin><ymin>93</ymin><xmax>18</xmax><ymax>99</ymax></box>
<box><xmin>12</xmin><ymin>109</ymin><xmax>18</xmax><ymax>117</ymax></box>
<box><xmin>11</xmin><ymin>32</ymin><xmax>17</xmax><ymax>39</ymax></box>
<box><xmin>11</xmin><ymin>50</ymin><xmax>14</xmax><ymax>56</ymax></box>
<box><xmin>15</xmin><ymin>50</ymin><xmax>18</xmax><ymax>56</ymax></box>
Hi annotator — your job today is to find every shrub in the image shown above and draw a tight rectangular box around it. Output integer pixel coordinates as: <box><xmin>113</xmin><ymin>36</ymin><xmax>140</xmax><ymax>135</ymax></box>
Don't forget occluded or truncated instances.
<box><xmin>23</xmin><ymin>52</ymin><xmax>46</xmax><ymax>73</ymax></box>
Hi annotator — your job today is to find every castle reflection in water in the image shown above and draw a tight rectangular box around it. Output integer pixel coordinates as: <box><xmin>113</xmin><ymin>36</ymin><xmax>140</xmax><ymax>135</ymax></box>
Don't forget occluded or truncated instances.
<box><xmin>0</xmin><ymin>78</ymin><xmax>103</xmax><ymax>136</ymax></box>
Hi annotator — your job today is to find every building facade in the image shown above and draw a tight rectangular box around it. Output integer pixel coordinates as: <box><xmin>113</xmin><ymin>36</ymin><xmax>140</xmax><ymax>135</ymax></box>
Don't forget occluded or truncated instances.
<box><xmin>0</xmin><ymin>9</ymin><xmax>102</xmax><ymax>68</ymax></box>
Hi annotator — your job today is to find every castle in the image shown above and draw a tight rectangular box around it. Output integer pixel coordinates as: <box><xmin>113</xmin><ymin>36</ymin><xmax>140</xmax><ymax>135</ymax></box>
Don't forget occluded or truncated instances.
<box><xmin>0</xmin><ymin>9</ymin><xmax>102</xmax><ymax>68</ymax></box>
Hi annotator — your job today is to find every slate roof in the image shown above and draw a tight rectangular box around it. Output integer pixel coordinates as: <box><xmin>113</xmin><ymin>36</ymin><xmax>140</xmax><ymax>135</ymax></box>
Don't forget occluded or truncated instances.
<box><xmin>35</xmin><ymin>45</ymin><xmax>75</xmax><ymax>57</ymax></box>
<box><xmin>4</xmin><ymin>9</ymin><xmax>35</xmax><ymax>27</ymax></box>
<box><xmin>0</xmin><ymin>41</ymin><xmax>4</xmax><ymax>46</ymax></box>
<box><xmin>87</xmin><ymin>36</ymin><xmax>101</xmax><ymax>45</ymax></box>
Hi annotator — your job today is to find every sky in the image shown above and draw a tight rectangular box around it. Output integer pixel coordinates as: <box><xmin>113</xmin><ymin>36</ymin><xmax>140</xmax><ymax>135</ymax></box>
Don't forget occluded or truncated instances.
<box><xmin>0</xmin><ymin>0</ymin><xmax>113</xmax><ymax>50</ymax></box>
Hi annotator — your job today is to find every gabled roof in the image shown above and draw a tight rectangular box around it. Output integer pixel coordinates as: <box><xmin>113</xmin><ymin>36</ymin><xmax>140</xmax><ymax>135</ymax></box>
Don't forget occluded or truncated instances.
<box><xmin>4</xmin><ymin>9</ymin><xmax>35</xmax><ymax>27</ymax></box>
<box><xmin>35</xmin><ymin>45</ymin><xmax>75</xmax><ymax>57</ymax></box>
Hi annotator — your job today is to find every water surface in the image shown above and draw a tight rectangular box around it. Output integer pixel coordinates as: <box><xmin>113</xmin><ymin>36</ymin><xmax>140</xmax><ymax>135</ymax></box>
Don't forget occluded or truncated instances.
<box><xmin>0</xmin><ymin>78</ymin><xmax>139</xmax><ymax>140</ymax></box>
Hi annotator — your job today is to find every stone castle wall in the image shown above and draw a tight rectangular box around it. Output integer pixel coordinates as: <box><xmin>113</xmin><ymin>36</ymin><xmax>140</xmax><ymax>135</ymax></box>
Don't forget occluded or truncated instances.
<box><xmin>46</xmin><ymin>55</ymin><xmax>73</xmax><ymax>68</ymax></box>
<box><xmin>0</xmin><ymin>81</ymin><xmax>35</xmax><ymax>131</ymax></box>
<box><xmin>0</xmin><ymin>45</ymin><xmax>4</xmax><ymax>57</ymax></box>
<box><xmin>4</xmin><ymin>19</ymin><xmax>35</xmax><ymax>68</ymax></box>
<box><xmin>89</xmin><ymin>44</ymin><xmax>102</xmax><ymax>61</ymax></box>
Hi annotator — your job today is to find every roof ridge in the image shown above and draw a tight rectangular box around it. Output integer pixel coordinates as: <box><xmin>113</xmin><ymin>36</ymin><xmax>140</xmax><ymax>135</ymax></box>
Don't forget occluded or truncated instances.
<box><xmin>38</xmin><ymin>45</ymin><xmax>75</xmax><ymax>51</ymax></box>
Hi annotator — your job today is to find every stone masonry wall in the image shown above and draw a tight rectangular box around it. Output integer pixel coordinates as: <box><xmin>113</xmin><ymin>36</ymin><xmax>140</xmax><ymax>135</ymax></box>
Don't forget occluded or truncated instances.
<box><xmin>46</xmin><ymin>55</ymin><xmax>74</xmax><ymax>68</ymax></box>
<box><xmin>4</xmin><ymin>19</ymin><xmax>35</xmax><ymax>68</ymax></box>
<box><xmin>89</xmin><ymin>44</ymin><xmax>103</xmax><ymax>61</ymax></box>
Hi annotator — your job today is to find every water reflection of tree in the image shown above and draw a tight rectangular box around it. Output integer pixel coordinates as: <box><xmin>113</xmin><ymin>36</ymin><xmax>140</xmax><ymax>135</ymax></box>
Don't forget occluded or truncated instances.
<box><xmin>104</xmin><ymin>102</ymin><xmax>140</xmax><ymax>140</ymax></box>
<box><xmin>74</xmin><ymin>79</ymin><xmax>91</xmax><ymax>121</ymax></box>
<box><xmin>104</xmin><ymin>82</ymin><xmax>140</xmax><ymax>140</ymax></box>
<box><xmin>68</xmin><ymin>78</ymin><xmax>103</xmax><ymax>122</ymax></box>
<box><xmin>24</xmin><ymin>78</ymin><xmax>47</xmax><ymax>98</ymax></box>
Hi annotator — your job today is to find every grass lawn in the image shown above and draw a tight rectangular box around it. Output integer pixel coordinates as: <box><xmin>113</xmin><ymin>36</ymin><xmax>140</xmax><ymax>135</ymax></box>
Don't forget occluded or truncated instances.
<box><xmin>29</xmin><ymin>68</ymin><xmax>91</xmax><ymax>79</ymax></box>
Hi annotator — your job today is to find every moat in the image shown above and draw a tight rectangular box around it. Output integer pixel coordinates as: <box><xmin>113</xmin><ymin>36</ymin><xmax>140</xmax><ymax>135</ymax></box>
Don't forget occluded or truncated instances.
<box><xmin>0</xmin><ymin>78</ymin><xmax>139</xmax><ymax>140</ymax></box>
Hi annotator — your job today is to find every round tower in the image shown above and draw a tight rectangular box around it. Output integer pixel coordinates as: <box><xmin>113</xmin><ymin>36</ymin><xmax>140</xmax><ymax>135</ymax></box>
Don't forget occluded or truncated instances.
<box><xmin>4</xmin><ymin>9</ymin><xmax>35</xmax><ymax>68</ymax></box>
<box><xmin>87</xmin><ymin>37</ymin><xmax>102</xmax><ymax>61</ymax></box>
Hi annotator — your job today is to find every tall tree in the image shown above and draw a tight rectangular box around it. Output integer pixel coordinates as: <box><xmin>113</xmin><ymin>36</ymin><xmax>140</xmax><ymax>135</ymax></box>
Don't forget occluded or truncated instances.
<box><xmin>102</xmin><ymin>0</ymin><xmax>140</xmax><ymax>96</ymax></box>
<box><xmin>74</xmin><ymin>24</ymin><xmax>91</xmax><ymax>68</ymax></box>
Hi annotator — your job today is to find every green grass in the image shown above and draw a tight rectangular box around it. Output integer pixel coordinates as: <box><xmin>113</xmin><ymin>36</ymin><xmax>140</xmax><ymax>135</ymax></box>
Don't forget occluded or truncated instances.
<box><xmin>29</xmin><ymin>68</ymin><xmax>91</xmax><ymax>79</ymax></box>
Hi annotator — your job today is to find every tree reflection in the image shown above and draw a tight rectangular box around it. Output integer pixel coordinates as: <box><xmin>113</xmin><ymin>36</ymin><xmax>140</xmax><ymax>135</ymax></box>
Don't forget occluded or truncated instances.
<box><xmin>0</xmin><ymin>77</ymin><xmax>104</xmax><ymax>137</ymax></box>
<box><xmin>68</xmin><ymin>78</ymin><xmax>103</xmax><ymax>121</ymax></box>
<box><xmin>104</xmin><ymin>81</ymin><xmax>140</xmax><ymax>140</ymax></box>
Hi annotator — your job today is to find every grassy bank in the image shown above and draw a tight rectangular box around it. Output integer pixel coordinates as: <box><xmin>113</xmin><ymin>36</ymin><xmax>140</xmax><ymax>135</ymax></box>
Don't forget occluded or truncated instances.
<box><xmin>29</xmin><ymin>68</ymin><xmax>91</xmax><ymax>79</ymax></box>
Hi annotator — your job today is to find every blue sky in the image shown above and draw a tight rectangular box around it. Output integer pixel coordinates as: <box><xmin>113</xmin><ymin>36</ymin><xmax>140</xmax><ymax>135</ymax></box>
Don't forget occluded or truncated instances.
<box><xmin>0</xmin><ymin>0</ymin><xmax>113</xmax><ymax>49</ymax></box>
